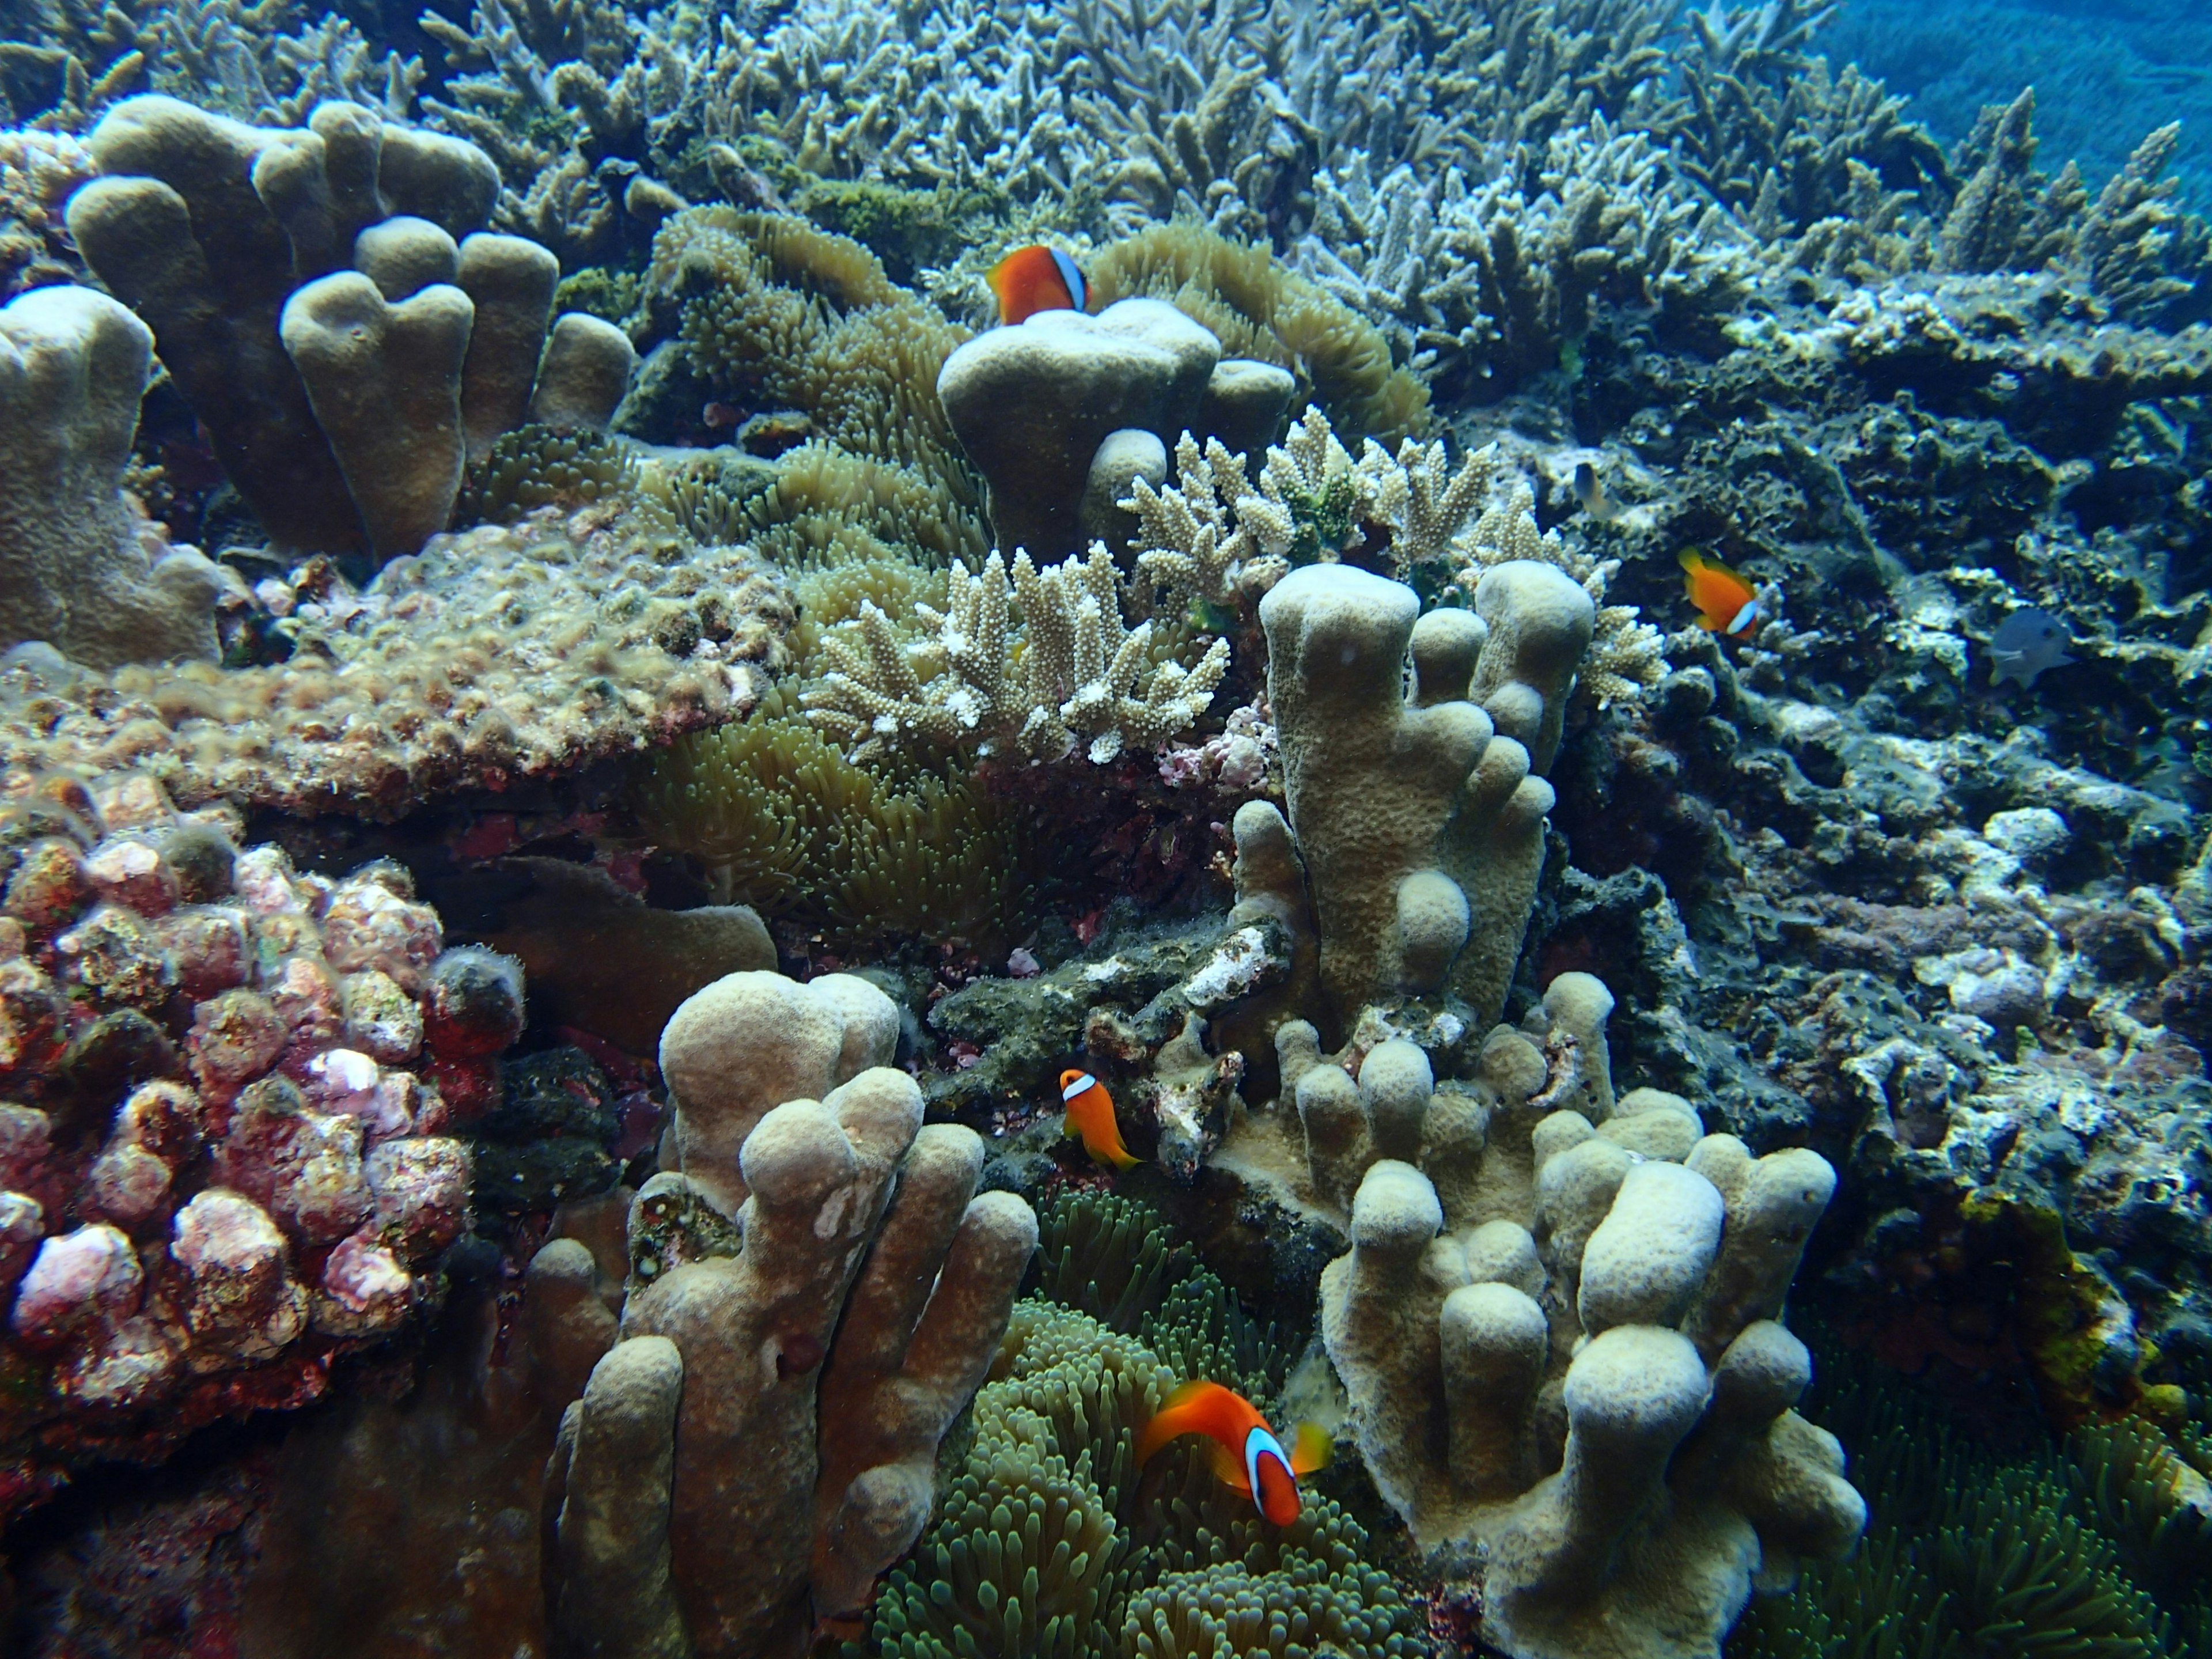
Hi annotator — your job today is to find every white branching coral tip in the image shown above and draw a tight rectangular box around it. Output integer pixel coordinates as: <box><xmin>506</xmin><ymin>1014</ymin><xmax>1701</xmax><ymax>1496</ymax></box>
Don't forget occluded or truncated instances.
<box><xmin>1126</xmin><ymin>406</ymin><xmax>1502</xmax><ymax>617</ymax></box>
<box><xmin>803</xmin><ymin>543</ymin><xmax>1228</xmax><ymax>766</ymax></box>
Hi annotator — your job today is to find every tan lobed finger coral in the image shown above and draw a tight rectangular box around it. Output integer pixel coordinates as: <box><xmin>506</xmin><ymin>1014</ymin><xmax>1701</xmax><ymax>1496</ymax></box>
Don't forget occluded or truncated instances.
<box><xmin>1250</xmin><ymin>560</ymin><xmax>1589</xmax><ymax>1033</ymax></box>
<box><xmin>935</xmin><ymin>296</ymin><xmax>1219</xmax><ymax>560</ymax></box>
<box><xmin>1305</xmin><ymin>991</ymin><xmax>1864</xmax><ymax>1659</ymax></box>
<box><xmin>67</xmin><ymin>94</ymin><xmax>632</xmax><ymax>561</ymax></box>
<box><xmin>0</xmin><ymin>284</ymin><xmax>226</xmax><ymax>671</ymax></box>
<box><xmin>543</xmin><ymin>968</ymin><xmax>1037</xmax><ymax>1659</ymax></box>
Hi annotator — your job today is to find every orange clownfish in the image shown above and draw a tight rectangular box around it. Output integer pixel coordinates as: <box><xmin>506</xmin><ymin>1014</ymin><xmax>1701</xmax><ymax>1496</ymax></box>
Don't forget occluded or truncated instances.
<box><xmin>1137</xmin><ymin>1379</ymin><xmax>1331</xmax><ymax>1525</ymax></box>
<box><xmin>1679</xmin><ymin>548</ymin><xmax>1764</xmax><ymax>638</ymax></box>
<box><xmin>988</xmin><ymin>245</ymin><xmax>1086</xmax><ymax>325</ymax></box>
<box><xmin>1058</xmin><ymin>1069</ymin><xmax>1138</xmax><ymax>1170</ymax></box>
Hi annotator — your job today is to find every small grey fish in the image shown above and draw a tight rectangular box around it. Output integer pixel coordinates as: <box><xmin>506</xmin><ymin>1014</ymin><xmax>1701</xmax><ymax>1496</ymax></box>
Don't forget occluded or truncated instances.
<box><xmin>1988</xmin><ymin>607</ymin><xmax>2075</xmax><ymax>688</ymax></box>
<box><xmin>1571</xmin><ymin>461</ymin><xmax>1619</xmax><ymax>522</ymax></box>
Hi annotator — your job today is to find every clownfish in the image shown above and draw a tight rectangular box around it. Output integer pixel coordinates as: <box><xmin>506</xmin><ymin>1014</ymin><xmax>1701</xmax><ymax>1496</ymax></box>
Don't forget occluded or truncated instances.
<box><xmin>988</xmin><ymin>245</ymin><xmax>1086</xmax><ymax>325</ymax></box>
<box><xmin>1058</xmin><ymin>1069</ymin><xmax>1139</xmax><ymax>1170</ymax></box>
<box><xmin>1679</xmin><ymin>548</ymin><xmax>1764</xmax><ymax>638</ymax></box>
<box><xmin>1137</xmin><ymin>1379</ymin><xmax>1331</xmax><ymax>1525</ymax></box>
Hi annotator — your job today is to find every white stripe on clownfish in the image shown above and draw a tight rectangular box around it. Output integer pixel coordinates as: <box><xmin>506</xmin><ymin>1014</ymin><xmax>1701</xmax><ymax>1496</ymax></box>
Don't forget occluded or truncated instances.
<box><xmin>1243</xmin><ymin>1424</ymin><xmax>1291</xmax><ymax>1499</ymax></box>
<box><xmin>1062</xmin><ymin>1071</ymin><xmax>1097</xmax><ymax>1103</ymax></box>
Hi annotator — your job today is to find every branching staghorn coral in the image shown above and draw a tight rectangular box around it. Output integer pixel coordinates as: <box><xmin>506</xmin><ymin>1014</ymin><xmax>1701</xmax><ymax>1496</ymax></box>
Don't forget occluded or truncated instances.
<box><xmin>786</xmin><ymin>559</ymin><xmax>949</xmax><ymax>677</ymax></box>
<box><xmin>803</xmin><ymin>547</ymin><xmax>1230</xmax><ymax>766</ymax></box>
<box><xmin>1126</xmin><ymin>407</ymin><xmax>1665</xmax><ymax>709</ymax></box>
<box><xmin>1126</xmin><ymin>406</ymin><xmax>1482</xmax><ymax>611</ymax></box>
<box><xmin>0</xmin><ymin>0</ymin><xmax>417</xmax><ymax>130</ymax></box>
<box><xmin>1642</xmin><ymin>0</ymin><xmax>1950</xmax><ymax>239</ymax></box>
<box><xmin>1297</xmin><ymin>121</ymin><xmax>1753</xmax><ymax>399</ymax></box>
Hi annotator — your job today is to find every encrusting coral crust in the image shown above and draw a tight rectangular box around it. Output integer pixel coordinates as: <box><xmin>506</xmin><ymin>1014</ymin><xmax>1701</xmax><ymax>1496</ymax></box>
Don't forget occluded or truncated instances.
<box><xmin>0</xmin><ymin>767</ymin><xmax>503</xmax><ymax>1508</ymax></box>
<box><xmin>0</xmin><ymin>493</ymin><xmax>791</xmax><ymax>820</ymax></box>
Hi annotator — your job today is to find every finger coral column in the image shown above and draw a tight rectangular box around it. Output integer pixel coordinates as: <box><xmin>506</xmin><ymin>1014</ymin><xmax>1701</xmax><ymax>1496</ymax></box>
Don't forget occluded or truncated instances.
<box><xmin>0</xmin><ymin>286</ymin><xmax>223</xmax><ymax>668</ymax></box>
<box><xmin>1315</xmin><ymin>1046</ymin><xmax>1865</xmax><ymax>1659</ymax></box>
<box><xmin>544</xmin><ymin>970</ymin><xmax>1037</xmax><ymax>1659</ymax></box>
<box><xmin>1252</xmin><ymin>561</ymin><xmax>1590</xmax><ymax>1033</ymax></box>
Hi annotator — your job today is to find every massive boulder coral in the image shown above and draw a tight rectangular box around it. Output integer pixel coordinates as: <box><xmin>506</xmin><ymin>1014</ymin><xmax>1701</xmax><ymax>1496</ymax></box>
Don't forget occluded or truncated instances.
<box><xmin>1300</xmin><ymin>983</ymin><xmax>1862</xmax><ymax>1659</ymax></box>
<box><xmin>0</xmin><ymin>284</ymin><xmax>225</xmax><ymax>669</ymax></box>
<box><xmin>66</xmin><ymin>94</ymin><xmax>633</xmax><ymax>560</ymax></box>
<box><xmin>937</xmin><ymin>296</ymin><xmax>1294</xmax><ymax>559</ymax></box>
<box><xmin>0</xmin><ymin>771</ymin><xmax>499</xmax><ymax>1508</ymax></box>
<box><xmin>544</xmin><ymin>968</ymin><xmax>1037</xmax><ymax>1658</ymax></box>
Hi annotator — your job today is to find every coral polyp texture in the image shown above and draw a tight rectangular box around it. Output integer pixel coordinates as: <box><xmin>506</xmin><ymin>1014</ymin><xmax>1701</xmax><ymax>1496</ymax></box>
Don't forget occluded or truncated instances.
<box><xmin>0</xmin><ymin>494</ymin><xmax>791</xmax><ymax>818</ymax></box>
<box><xmin>0</xmin><ymin>768</ymin><xmax>503</xmax><ymax>1509</ymax></box>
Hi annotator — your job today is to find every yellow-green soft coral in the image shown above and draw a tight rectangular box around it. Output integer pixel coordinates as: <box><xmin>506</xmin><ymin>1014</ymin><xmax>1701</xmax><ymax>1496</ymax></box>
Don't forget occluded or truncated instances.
<box><xmin>637</xmin><ymin>688</ymin><xmax>1030</xmax><ymax>948</ymax></box>
<box><xmin>1031</xmin><ymin>1190</ymin><xmax>1296</xmax><ymax>1405</ymax></box>
<box><xmin>647</xmin><ymin>206</ymin><xmax>979</xmax><ymax>511</ymax></box>
<box><xmin>1086</xmin><ymin>224</ymin><xmax>1430</xmax><ymax>446</ymax></box>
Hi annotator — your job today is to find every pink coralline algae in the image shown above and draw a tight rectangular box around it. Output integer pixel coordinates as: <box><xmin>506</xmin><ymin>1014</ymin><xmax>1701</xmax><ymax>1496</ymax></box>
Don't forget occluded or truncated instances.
<box><xmin>0</xmin><ymin>770</ymin><xmax>514</xmax><ymax>1512</ymax></box>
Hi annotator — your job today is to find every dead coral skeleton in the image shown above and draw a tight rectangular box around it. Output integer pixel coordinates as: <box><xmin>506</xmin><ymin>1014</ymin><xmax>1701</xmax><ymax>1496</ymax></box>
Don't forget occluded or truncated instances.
<box><xmin>803</xmin><ymin>546</ymin><xmax>1229</xmax><ymax>764</ymax></box>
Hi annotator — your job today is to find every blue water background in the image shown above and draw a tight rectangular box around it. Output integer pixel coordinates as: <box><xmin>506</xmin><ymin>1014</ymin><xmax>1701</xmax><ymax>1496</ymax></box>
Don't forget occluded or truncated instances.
<box><xmin>1820</xmin><ymin>0</ymin><xmax>2212</xmax><ymax>207</ymax></box>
